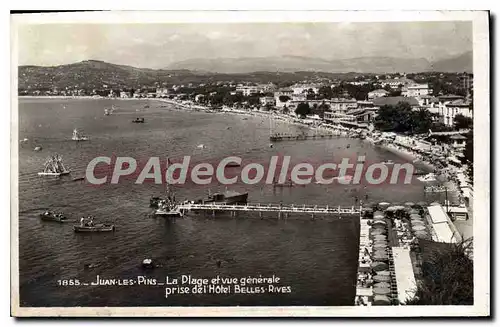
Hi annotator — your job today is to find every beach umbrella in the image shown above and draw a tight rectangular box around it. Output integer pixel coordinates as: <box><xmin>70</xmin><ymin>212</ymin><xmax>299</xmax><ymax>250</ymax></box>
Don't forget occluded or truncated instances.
<box><xmin>410</xmin><ymin>213</ymin><xmax>421</xmax><ymax>219</ymax></box>
<box><xmin>415</xmin><ymin>231</ymin><xmax>428</xmax><ymax>238</ymax></box>
<box><xmin>374</xmin><ymin>282</ymin><xmax>391</xmax><ymax>288</ymax></box>
<box><xmin>411</xmin><ymin>220</ymin><xmax>425</xmax><ymax>226</ymax></box>
<box><xmin>374</xmin><ymin>243</ymin><xmax>388</xmax><ymax>249</ymax></box>
<box><xmin>412</xmin><ymin>225</ymin><xmax>426</xmax><ymax>232</ymax></box>
<box><xmin>372</xmin><ymin>221</ymin><xmax>387</xmax><ymax>227</ymax></box>
<box><xmin>385</xmin><ymin>206</ymin><xmax>398</xmax><ymax>212</ymax></box>
<box><xmin>409</xmin><ymin>209</ymin><xmax>419</xmax><ymax>214</ymax></box>
<box><xmin>373</xmin><ymin>229</ymin><xmax>387</xmax><ymax>236</ymax></box>
<box><xmin>374</xmin><ymin>235</ymin><xmax>387</xmax><ymax>241</ymax></box>
<box><xmin>371</xmin><ymin>262</ymin><xmax>388</xmax><ymax>271</ymax></box>
<box><xmin>374</xmin><ymin>251</ymin><xmax>388</xmax><ymax>258</ymax></box>
<box><xmin>376</xmin><ymin>270</ymin><xmax>391</xmax><ymax>276</ymax></box>
<box><xmin>430</xmin><ymin>202</ymin><xmax>440</xmax><ymax>206</ymax></box>
<box><xmin>373</xmin><ymin>286</ymin><xmax>391</xmax><ymax>295</ymax></box>
<box><xmin>373</xmin><ymin>294</ymin><xmax>391</xmax><ymax>305</ymax></box>
<box><xmin>393</xmin><ymin>205</ymin><xmax>405</xmax><ymax>211</ymax></box>
<box><xmin>373</xmin><ymin>275</ymin><xmax>391</xmax><ymax>283</ymax></box>
<box><xmin>374</xmin><ymin>212</ymin><xmax>385</xmax><ymax>218</ymax></box>
<box><xmin>373</xmin><ymin>255</ymin><xmax>389</xmax><ymax>262</ymax></box>
<box><xmin>405</xmin><ymin>202</ymin><xmax>415</xmax><ymax>207</ymax></box>
<box><xmin>417</xmin><ymin>201</ymin><xmax>427</xmax><ymax>206</ymax></box>
<box><xmin>373</xmin><ymin>217</ymin><xmax>386</xmax><ymax>222</ymax></box>
<box><xmin>379</xmin><ymin>202</ymin><xmax>390</xmax><ymax>207</ymax></box>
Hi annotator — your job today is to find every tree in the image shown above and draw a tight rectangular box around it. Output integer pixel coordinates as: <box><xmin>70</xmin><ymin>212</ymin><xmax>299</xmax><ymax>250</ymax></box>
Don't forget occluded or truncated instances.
<box><xmin>453</xmin><ymin>114</ymin><xmax>473</xmax><ymax>130</ymax></box>
<box><xmin>406</xmin><ymin>239</ymin><xmax>473</xmax><ymax>305</ymax></box>
<box><xmin>295</xmin><ymin>102</ymin><xmax>311</xmax><ymax>118</ymax></box>
<box><xmin>279</xmin><ymin>95</ymin><xmax>290</xmax><ymax>103</ymax></box>
<box><xmin>313</xmin><ymin>102</ymin><xmax>330</xmax><ymax>119</ymax></box>
<box><xmin>374</xmin><ymin>102</ymin><xmax>433</xmax><ymax>134</ymax></box>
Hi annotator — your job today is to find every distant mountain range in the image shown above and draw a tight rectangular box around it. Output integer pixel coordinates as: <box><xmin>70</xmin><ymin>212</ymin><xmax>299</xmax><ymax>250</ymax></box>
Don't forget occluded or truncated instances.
<box><xmin>167</xmin><ymin>52</ymin><xmax>472</xmax><ymax>74</ymax></box>
<box><xmin>18</xmin><ymin>52</ymin><xmax>472</xmax><ymax>90</ymax></box>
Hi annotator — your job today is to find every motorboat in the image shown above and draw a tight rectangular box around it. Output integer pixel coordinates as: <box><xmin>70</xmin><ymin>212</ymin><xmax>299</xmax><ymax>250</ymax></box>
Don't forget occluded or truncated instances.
<box><xmin>155</xmin><ymin>205</ymin><xmax>182</xmax><ymax>217</ymax></box>
<box><xmin>142</xmin><ymin>258</ymin><xmax>155</xmax><ymax>269</ymax></box>
<box><xmin>73</xmin><ymin>224</ymin><xmax>115</xmax><ymax>233</ymax></box>
<box><xmin>40</xmin><ymin>211</ymin><xmax>69</xmax><ymax>223</ymax></box>
<box><xmin>132</xmin><ymin>118</ymin><xmax>145</xmax><ymax>123</ymax></box>
<box><xmin>38</xmin><ymin>154</ymin><xmax>70</xmax><ymax>176</ymax></box>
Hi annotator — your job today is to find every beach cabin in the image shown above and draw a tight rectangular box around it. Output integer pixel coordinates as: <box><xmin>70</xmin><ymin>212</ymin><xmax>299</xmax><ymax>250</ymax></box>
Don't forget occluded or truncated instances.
<box><xmin>450</xmin><ymin>134</ymin><xmax>467</xmax><ymax>149</ymax></box>
<box><xmin>427</xmin><ymin>205</ymin><xmax>462</xmax><ymax>243</ymax></box>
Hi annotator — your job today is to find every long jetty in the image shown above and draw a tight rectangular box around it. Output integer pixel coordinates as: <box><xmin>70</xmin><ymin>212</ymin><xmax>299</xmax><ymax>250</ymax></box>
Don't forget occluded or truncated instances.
<box><xmin>177</xmin><ymin>202</ymin><xmax>363</xmax><ymax>218</ymax></box>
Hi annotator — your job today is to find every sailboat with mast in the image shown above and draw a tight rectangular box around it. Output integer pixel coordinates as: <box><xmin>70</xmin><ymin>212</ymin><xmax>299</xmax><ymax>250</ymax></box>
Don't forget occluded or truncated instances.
<box><xmin>71</xmin><ymin>128</ymin><xmax>89</xmax><ymax>141</ymax></box>
<box><xmin>154</xmin><ymin>158</ymin><xmax>182</xmax><ymax>217</ymax></box>
<box><xmin>38</xmin><ymin>154</ymin><xmax>71</xmax><ymax>176</ymax></box>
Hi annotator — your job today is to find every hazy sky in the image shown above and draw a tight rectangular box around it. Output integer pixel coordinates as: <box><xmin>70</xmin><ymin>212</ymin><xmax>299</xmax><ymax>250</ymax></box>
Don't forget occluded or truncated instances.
<box><xmin>18</xmin><ymin>22</ymin><xmax>472</xmax><ymax>68</ymax></box>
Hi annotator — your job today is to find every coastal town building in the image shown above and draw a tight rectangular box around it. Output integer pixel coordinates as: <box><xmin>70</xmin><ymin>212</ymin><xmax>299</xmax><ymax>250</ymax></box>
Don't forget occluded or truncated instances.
<box><xmin>120</xmin><ymin>91</ymin><xmax>131</xmax><ymax>98</ymax></box>
<box><xmin>323</xmin><ymin>111</ymin><xmax>357</xmax><ymax>124</ymax></box>
<box><xmin>259</xmin><ymin>96</ymin><xmax>275</xmax><ymax>106</ymax></box>
<box><xmin>329</xmin><ymin>98</ymin><xmax>358</xmax><ymax>113</ymax></box>
<box><xmin>429</xmin><ymin>95</ymin><xmax>473</xmax><ymax>127</ymax></box>
<box><xmin>291</xmin><ymin>83</ymin><xmax>320</xmax><ymax>95</ymax></box>
<box><xmin>274</xmin><ymin>88</ymin><xmax>294</xmax><ymax>108</ymax></box>
<box><xmin>368</xmin><ymin>89</ymin><xmax>389</xmax><ymax>99</ymax></box>
<box><xmin>379</xmin><ymin>77</ymin><xmax>415</xmax><ymax>89</ymax></box>
<box><xmin>156</xmin><ymin>87</ymin><xmax>169</xmax><ymax>98</ymax></box>
<box><xmin>372</xmin><ymin>96</ymin><xmax>420</xmax><ymax>108</ymax></box>
<box><xmin>236</xmin><ymin>85</ymin><xmax>263</xmax><ymax>96</ymax></box>
<box><xmin>402</xmin><ymin>83</ymin><xmax>430</xmax><ymax>97</ymax></box>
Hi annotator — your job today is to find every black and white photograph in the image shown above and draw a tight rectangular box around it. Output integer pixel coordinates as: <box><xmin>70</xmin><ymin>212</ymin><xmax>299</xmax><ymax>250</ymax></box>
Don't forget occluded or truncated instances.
<box><xmin>10</xmin><ymin>10</ymin><xmax>490</xmax><ymax>317</ymax></box>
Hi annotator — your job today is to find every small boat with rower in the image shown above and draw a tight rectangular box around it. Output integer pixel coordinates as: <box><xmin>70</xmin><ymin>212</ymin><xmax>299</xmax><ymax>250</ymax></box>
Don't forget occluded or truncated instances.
<box><xmin>74</xmin><ymin>224</ymin><xmax>115</xmax><ymax>233</ymax></box>
<box><xmin>132</xmin><ymin>117</ymin><xmax>145</xmax><ymax>123</ymax></box>
<box><xmin>39</xmin><ymin>211</ymin><xmax>69</xmax><ymax>223</ymax></box>
<box><xmin>74</xmin><ymin>216</ymin><xmax>115</xmax><ymax>232</ymax></box>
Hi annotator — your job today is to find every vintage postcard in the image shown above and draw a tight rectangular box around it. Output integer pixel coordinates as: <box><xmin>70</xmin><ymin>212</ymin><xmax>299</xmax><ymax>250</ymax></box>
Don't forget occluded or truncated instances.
<box><xmin>10</xmin><ymin>11</ymin><xmax>490</xmax><ymax>317</ymax></box>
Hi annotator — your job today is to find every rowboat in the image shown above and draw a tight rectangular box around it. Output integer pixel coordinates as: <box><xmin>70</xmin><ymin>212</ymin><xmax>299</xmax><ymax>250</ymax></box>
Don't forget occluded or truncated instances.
<box><xmin>73</xmin><ymin>224</ymin><xmax>115</xmax><ymax>233</ymax></box>
<box><xmin>39</xmin><ymin>211</ymin><xmax>69</xmax><ymax>223</ymax></box>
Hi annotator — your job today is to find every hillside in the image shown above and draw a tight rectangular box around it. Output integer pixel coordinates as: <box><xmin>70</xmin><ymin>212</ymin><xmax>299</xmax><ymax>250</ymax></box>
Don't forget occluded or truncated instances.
<box><xmin>431</xmin><ymin>51</ymin><xmax>473</xmax><ymax>73</ymax></box>
<box><xmin>18</xmin><ymin>52</ymin><xmax>473</xmax><ymax>91</ymax></box>
<box><xmin>167</xmin><ymin>55</ymin><xmax>432</xmax><ymax>74</ymax></box>
<box><xmin>18</xmin><ymin>60</ymin><xmax>193</xmax><ymax>90</ymax></box>
<box><xmin>18</xmin><ymin>60</ymin><xmax>368</xmax><ymax>91</ymax></box>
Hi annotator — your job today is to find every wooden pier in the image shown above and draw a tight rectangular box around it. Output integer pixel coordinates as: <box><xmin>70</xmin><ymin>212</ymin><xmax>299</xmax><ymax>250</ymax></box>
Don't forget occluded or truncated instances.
<box><xmin>177</xmin><ymin>202</ymin><xmax>363</xmax><ymax>218</ymax></box>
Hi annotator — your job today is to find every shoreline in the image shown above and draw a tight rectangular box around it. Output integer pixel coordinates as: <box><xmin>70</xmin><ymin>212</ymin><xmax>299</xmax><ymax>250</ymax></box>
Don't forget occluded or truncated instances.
<box><xmin>19</xmin><ymin>95</ymin><xmax>468</xmax><ymax>204</ymax></box>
